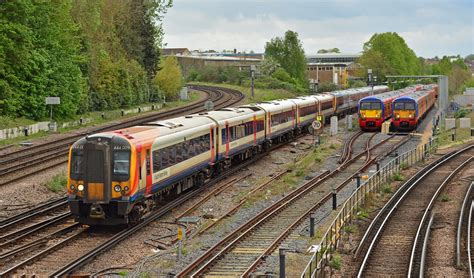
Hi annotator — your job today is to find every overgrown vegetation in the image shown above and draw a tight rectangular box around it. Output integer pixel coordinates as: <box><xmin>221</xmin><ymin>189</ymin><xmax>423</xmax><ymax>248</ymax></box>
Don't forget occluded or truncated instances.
<box><xmin>329</xmin><ymin>252</ymin><xmax>342</xmax><ymax>270</ymax></box>
<box><xmin>381</xmin><ymin>184</ymin><xmax>393</xmax><ymax>194</ymax></box>
<box><xmin>393</xmin><ymin>172</ymin><xmax>405</xmax><ymax>181</ymax></box>
<box><xmin>399</xmin><ymin>162</ymin><xmax>409</xmax><ymax>170</ymax></box>
<box><xmin>47</xmin><ymin>173</ymin><xmax>68</xmax><ymax>192</ymax></box>
<box><xmin>439</xmin><ymin>194</ymin><xmax>450</xmax><ymax>202</ymax></box>
<box><xmin>356</xmin><ymin>32</ymin><xmax>472</xmax><ymax>96</ymax></box>
<box><xmin>0</xmin><ymin>0</ymin><xmax>173</xmax><ymax>120</ymax></box>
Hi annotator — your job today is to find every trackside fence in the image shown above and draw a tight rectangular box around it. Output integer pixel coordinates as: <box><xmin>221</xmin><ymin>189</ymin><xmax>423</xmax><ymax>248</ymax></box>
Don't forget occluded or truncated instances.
<box><xmin>301</xmin><ymin>137</ymin><xmax>439</xmax><ymax>278</ymax></box>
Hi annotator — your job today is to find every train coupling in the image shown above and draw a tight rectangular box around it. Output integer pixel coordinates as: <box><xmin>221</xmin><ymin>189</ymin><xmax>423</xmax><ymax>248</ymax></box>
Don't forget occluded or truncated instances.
<box><xmin>89</xmin><ymin>204</ymin><xmax>106</xmax><ymax>219</ymax></box>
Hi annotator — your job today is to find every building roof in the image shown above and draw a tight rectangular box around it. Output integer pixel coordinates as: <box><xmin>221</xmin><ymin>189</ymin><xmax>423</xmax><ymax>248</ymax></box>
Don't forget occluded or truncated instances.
<box><xmin>161</xmin><ymin>48</ymin><xmax>190</xmax><ymax>56</ymax></box>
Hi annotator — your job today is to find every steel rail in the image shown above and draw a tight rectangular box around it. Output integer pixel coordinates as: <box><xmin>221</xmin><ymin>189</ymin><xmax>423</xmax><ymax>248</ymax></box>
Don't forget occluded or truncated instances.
<box><xmin>179</xmin><ymin>133</ymin><xmax>400</xmax><ymax>277</ymax></box>
<box><xmin>356</xmin><ymin>144</ymin><xmax>473</xmax><ymax>278</ymax></box>
<box><xmin>49</xmin><ymin>142</ymin><xmax>263</xmax><ymax>277</ymax></box>
<box><xmin>0</xmin><ymin>197</ymin><xmax>68</xmax><ymax>230</ymax></box>
<box><xmin>457</xmin><ymin>182</ymin><xmax>474</xmax><ymax>267</ymax></box>
<box><xmin>353</xmin><ymin>150</ymin><xmax>455</xmax><ymax>259</ymax></box>
<box><xmin>408</xmin><ymin>156</ymin><xmax>473</xmax><ymax>277</ymax></box>
<box><xmin>419</xmin><ymin>213</ymin><xmax>435</xmax><ymax>278</ymax></box>
<box><xmin>468</xmin><ymin>201</ymin><xmax>474</xmax><ymax>278</ymax></box>
<box><xmin>0</xmin><ymin>85</ymin><xmax>244</xmax><ymax>187</ymax></box>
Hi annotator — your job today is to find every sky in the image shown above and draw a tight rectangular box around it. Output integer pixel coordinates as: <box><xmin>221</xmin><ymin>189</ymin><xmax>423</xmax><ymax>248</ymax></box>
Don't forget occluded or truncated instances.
<box><xmin>162</xmin><ymin>0</ymin><xmax>473</xmax><ymax>58</ymax></box>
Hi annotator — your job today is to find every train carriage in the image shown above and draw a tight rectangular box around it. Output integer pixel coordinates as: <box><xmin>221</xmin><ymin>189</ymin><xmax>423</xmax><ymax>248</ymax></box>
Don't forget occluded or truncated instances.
<box><xmin>289</xmin><ymin>96</ymin><xmax>318</xmax><ymax>131</ymax></box>
<box><xmin>194</xmin><ymin>107</ymin><xmax>266</xmax><ymax>168</ymax></box>
<box><xmin>392</xmin><ymin>86</ymin><xmax>438</xmax><ymax>131</ymax></box>
<box><xmin>358</xmin><ymin>85</ymin><xmax>422</xmax><ymax>131</ymax></box>
<box><xmin>255</xmin><ymin>100</ymin><xmax>298</xmax><ymax>144</ymax></box>
<box><xmin>68</xmin><ymin>116</ymin><xmax>218</xmax><ymax>224</ymax></box>
<box><xmin>67</xmin><ymin>84</ymin><xmax>402</xmax><ymax>226</ymax></box>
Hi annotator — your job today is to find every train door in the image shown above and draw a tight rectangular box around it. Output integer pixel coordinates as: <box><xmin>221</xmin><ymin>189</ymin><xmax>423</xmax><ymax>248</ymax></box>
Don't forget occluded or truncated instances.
<box><xmin>145</xmin><ymin>148</ymin><xmax>152</xmax><ymax>195</ymax></box>
<box><xmin>137</xmin><ymin>151</ymin><xmax>146</xmax><ymax>192</ymax></box>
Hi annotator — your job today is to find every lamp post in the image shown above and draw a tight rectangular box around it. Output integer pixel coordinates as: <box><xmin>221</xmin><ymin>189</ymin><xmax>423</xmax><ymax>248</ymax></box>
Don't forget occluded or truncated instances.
<box><xmin>250</xmin><ymin>65</ymin><xmax>256</xmax><ymax>98</ymax></box>
<box><xmin>367</xmin><ymin>68</ymin><xmax>373</xmax><ymax>95</ymax></box>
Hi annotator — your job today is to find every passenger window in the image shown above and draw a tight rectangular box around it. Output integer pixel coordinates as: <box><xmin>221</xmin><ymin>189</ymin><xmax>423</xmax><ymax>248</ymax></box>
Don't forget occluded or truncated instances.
<box><xmin>152</xmin><ymin>150</ymin><xmax>160</xmax><ymax>173</ymax></box>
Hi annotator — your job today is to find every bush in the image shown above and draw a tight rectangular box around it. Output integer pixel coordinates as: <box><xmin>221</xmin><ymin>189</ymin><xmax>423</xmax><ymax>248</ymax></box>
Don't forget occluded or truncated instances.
<box><xmin>272</xmin><ymin>68</ymin><xmax>291</xmax><ymax>82</ymax></box>
<box><xmin>317</xmin><ymin>82</ymin><xmax>338</xmax><ymax>93</ymax></box>
<box><xmin>454</xmin><ymin>109</ymin><xmax>469</xmax><ymax>118</ymax></box>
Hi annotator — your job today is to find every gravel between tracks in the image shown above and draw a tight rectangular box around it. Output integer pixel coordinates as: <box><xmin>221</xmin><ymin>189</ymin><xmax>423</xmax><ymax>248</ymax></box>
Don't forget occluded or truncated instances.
<box><xmin>75</xmin><ymin>122</ymin><xmax>353</xmax><ymax>276</ymax></box>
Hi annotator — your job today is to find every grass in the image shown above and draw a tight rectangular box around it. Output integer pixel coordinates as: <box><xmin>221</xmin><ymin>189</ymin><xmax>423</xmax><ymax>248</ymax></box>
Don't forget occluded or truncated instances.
<box><xmin>356</xmin><ymin>208</ymin><xmax>369</xmax><ymax>220</ymax></box>
<box><xmin>0</xmin><ymin>116</ymin><xmax>36</xmax><ymax>129</ymax></box>
<box><xmin>435</xmin><ymin>111</ymin><xmax>474</xmax><ymax>148</ymax></box>
<box><xmin>245</xmin><ymin>143</ymin><xmax>339</xmax><ymax>205</ymax></box>
<box><xmin>46</xmin><ymin>173</ymin><xmax>67</xmax><ymax>192</ymax></box>
<box><xmin>0</xmin><ymin>93</ymin><xmax>199</xmax><ymax>147</ymax></box>
<box><xmin>342</xmin><ymin>225</ymin><xmax>356</xmax><ymax>234</ymax></box>
<box><xmin>329</xmin><ymin>252</ymin><xmax>342</xmax><ymax>270</ymax></box>
<box><xmin>189</xmin><ymin>81</ymin><xmax>303</xmax><ymax>103</ymax></box>
<box><xmin>439</xmin><ymin>194</ymin><xmax>450</xmax><ymax>202</ymax></box>
<box><xmin>399</xmin><ymin>162</ymin><xmax>409</xmax><ymax>170</ymax></box>
<box><xmin>381</xmin><ymin>184</ymin><xmax>393</xmax><ymax>194</ymax></box>
<box><xmin>393</xmin><ymin>172</ymin><xmax>405</xmax><ymax>181</ymax></box>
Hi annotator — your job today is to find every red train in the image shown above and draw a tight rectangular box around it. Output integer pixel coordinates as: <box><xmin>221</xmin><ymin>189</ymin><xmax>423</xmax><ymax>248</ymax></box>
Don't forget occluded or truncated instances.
<box><xmin>392</xmin><ymin>85</ymin><xmax>438</xmax><ymax>131</ymax></box>
<box><xmin>358</xmin><ymin>85</ymin><xmax>422</xmax><ymax>131</ymax></box>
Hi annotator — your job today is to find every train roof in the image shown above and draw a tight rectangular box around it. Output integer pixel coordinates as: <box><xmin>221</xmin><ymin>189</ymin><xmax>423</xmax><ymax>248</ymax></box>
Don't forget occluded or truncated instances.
<box><xmin>105</xmin><ymin>116</ymin><xmax>216</xmax><ymax>144</ymax></box>
<box><xmin>359</xmin><ymin>86</ymin><xmax>419</xmax><ymax>103</ymax></box>
<box><xmin>191</xmin><ymin>107</ymin><xmax>263</xmax><ymax>122</ymax></box>
<box><xmin>240</xmin><ymin>99</ymin><xmax>296</xmax><ymax>113</ymax></box>
<box><xmin>393</xmin><ymin>89</ymin><xmax>434</xmax><ymax>102</ymax></box>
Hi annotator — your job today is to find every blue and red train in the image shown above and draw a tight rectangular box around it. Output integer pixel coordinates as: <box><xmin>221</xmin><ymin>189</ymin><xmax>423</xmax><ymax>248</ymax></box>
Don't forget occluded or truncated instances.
<box><xmin>357</xmin><ymin>84</ymin><xmax>438</xmax><ymax>132</ymax></box>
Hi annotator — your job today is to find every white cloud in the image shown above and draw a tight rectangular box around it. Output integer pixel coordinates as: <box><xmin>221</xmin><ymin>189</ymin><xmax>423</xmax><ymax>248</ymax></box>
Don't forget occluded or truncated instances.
<box><xmin>162</xmin><ymin>1</ymin><xmax>473</xmax><ymax>57</ymax></box>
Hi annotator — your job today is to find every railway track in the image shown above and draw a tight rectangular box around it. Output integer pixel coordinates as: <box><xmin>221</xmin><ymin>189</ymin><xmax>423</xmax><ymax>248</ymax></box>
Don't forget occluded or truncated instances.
<box><xmin>0</xmin><ymin>85</ymin><xmax>244</xmax><ymax>187</ymax></box>
<box><xmin>457</xmin><ymin>182</ymin><xmax>474</xmax><ymax>275</ymax></box>
<box><xmin>178</xmin><ymin>133</ymin><xmax>408</xmax><ymax>277</ymax></box>
<box><xmin>355</xmin><ymin>144</ymin><xmax>474</xmax><ymax>277</ymax></box>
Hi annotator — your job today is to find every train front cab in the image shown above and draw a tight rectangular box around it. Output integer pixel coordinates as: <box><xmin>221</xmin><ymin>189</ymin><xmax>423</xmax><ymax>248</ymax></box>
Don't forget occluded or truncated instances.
<box><xmin>392</xmin><ymin>98</ymin><xmax>417</xmax><ymax>130</ymax></box>
<box><xmin>67</xmin><ymin>135</ymin><xmax>134</xmax><ymax>225</ymax></box>
<box><xmin>358</xmin><ymin>98</ymin><xmax>384</xmax><ymax>131</ymax></box>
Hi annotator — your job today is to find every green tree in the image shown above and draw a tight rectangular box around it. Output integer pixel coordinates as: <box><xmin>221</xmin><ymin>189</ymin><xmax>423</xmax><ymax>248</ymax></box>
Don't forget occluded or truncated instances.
<box><xmin>153</xmin><ymin>56</ymin><xmax>183</xmax><ymax>101</ymax></box>
<box><xmin>357</xmin><ymin>32</ymin><xmax>421</xmax><ymax>80</ymax></box>
<box><xmin>317</xmin><ymin>82</ymin><xmax>337</xmax><ymax>93</ymax></box>
<box><xmin>272</xmin><ymin>68</ymin><xmax>291</xmax><ymax>83</ymax></box>
<box><xmin>265</xmin><ymin>30</ymin><xmax>308</xmax><ymax>88</ymax></box>
<box><xmin>0</xmin><ymin>0</ymin><xmax>86</xmax><ymax>120</ymax></box>
<box><xmin>317</xmin><ymin>48</ymin><xmax>340</xmax><ymax>54</ymax></box>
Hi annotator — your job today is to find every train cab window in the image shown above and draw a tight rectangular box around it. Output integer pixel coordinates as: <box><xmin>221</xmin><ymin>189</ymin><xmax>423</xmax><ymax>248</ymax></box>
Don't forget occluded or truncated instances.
<box><xmin>360</xmin><ymin>102</ymin><xmax>381</xmax><ymax>110</ymax></box>
<box><xmin>113</xmin><ymin>150</ymin><xmax>130</xmax><ymax>180</ymax></box>
<box><xmin>405</xmin><ymin>102</ymin><xmax>415</xmax><ymax>110</ymax></box>
<box><xmin>70</xmin><ymin>150</ymin><xmax>84</xmax><ymax>179</ymax></box>
<box><xmin>394</xmin><ymin>102</ymin><xmax>404</xmax><ymax>110</ymax></box>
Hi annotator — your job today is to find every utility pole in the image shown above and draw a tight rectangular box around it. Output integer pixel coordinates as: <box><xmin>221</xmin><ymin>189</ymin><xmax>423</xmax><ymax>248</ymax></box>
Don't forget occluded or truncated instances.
<box><xmin>250</xmin><ymin>65</ymin><xmax>256</xmax><ymax>98</ymax></box>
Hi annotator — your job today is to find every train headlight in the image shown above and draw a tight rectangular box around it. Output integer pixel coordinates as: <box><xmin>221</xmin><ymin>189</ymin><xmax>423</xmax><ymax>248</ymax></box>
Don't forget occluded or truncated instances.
<box><xmin>396</xmin><ymin>114</ymin><xmax>400</xmax><ymax>119</ymax></box>
<box><xmin>409</xmin><ymin>114</ymin><xmax>413</xmax><ymax>118</ymax></box>
<box><xmin>77</xmin><ymin>184</ymin><xmax>84</xmax><ymax>191</ymax></box>
<box><xmin>114</xmin><ymin>185</ymin><xmax>122</xmax><ymax>192</ymax></box>
<box><xmin>124</xmin><ymin>186</ymin><xmax>129</xmax><ymax>191</ymax></box>
<box><xmin>361</xmin><ymin>113</ymin><xmax>366</xmax><ymax>119</ymax></box>
<box><xmin>70</xmin><ymin>184</ymin><xmax>75</xmax><ymax>190</ymax></box>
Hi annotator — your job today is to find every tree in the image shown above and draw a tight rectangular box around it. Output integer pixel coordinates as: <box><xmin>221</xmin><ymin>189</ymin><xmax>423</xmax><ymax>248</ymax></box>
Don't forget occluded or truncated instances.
<box><xmin>357</xmin><ymin>32</ymin><xmax>421</xmax><ymax>80</ymax></box>
<box><xmin>317</xmin><ymin>82</ymin><xmax>337</xmax><ymax>93</ymax></box>
<box><xmin>153</xmin><ymin>56</ymin><xmax>183</xmax><ymax>101</ymax></box>
<box><xmin>265</xmin><ymin>30</ymin><xmax>307</xmax><ymax>88</ymax></box>
<box><xmin>317</xmin><ymin>48</ymin><xmax>340</xmax><ymax>54</ymax></box>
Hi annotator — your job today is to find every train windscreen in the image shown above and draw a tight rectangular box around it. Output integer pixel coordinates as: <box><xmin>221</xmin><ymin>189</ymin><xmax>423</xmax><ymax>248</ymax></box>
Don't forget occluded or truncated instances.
<box><xmin>360</xmin><ymin>102</ymin><xmax>381</xmax><ymax>110</ymax></box>
<box><xmin>394</xmin><ymin>101</ymin><xmax>415</xmax><ymax>110</ymax></box>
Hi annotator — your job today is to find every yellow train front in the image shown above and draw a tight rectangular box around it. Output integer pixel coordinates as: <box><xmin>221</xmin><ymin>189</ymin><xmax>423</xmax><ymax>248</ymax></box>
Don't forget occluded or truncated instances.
<box><xmin>392</xmin><ymin>86</ymin><xmax>438</xmax><ymax>131</ymax></box>
<box><xmin>67</xmin><ymin>135</ymin><xmax>137</xmax><ymax>225</ymax></box>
